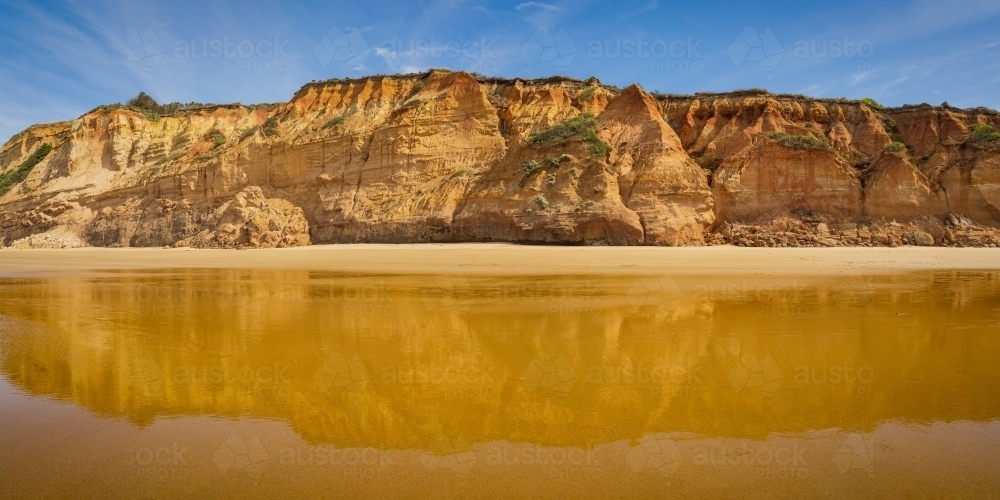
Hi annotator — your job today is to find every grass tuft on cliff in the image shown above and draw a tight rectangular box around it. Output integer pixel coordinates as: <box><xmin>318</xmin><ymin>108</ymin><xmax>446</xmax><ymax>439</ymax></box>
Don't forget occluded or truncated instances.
<box><xmin>205</xmin><ymin>129</ymin><xmax>226</xmax><ymax>148</ymax></box>
<box><xmin>884</xmin><ymin>142</ymin><xmax>907</xmax><ymax>154</ymax></box>
<box><xmin>261</xmin><ymin>117</ymin><xmax>279</xmax><ymax>137</ymax></box>
<box><xmin>0</xmin><ymin>143</ymin><xmax>52</xmax><ymax>197</ymax></box>
<box><xmin>154</xmin><ymin>151</ymin><xmax>185</xmax><ymax>166</ymax></box>
<box><xmin>238</xmin><ymin>117</ymin><xmax>280</xmax><ymax>141</ymax></box>
<box><xmin>324</xmin><ymin>116</ymin><xmax>345</xmax><ymax>128</ymax></box>
<box><xmin>195</xmin><ymin>152</ymin><xmax>221</xmax><ymax>162</ymax></box>
<box><xmin>764</xmin><ymin>132</ymin><xmax>834</xmax><ymax>152</ymax></box>
<box><xmin>239</xmin><ymin>127</ymin><xmax>259</xmax><ymax>141</ymax></box>
<box><xmin>528</xmin><ymin>114</ymin><xmax>610</xmax><ymax>158</ymax></box>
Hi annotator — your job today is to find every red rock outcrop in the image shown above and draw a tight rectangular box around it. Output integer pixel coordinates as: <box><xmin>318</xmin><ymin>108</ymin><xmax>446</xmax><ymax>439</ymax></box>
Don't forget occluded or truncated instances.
<box><xmin>601</xmin><ymin>84</ymin><xmax>713</xmax><ymax>245</ymax></box>
<box><xmin>713</xmin><ymin>138</ymin><xmax>861</xmax><ymax>222</ymax></box>
<box><xmin>863</xmin><ymin>151</ymin><xmax>947</xmax><ymax>221</ymax></box>
<box><xmin>938</xmin><ymin>148</ymin><xmax>1000</xmax><ymax>226</ymax></box>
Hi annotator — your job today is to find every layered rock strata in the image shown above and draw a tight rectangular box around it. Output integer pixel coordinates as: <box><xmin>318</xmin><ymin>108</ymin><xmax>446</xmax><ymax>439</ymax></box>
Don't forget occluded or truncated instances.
<box><xmin>2</xmin><ymin>71</ymin><xmax>999</xmax><ymax>248</ymax></box>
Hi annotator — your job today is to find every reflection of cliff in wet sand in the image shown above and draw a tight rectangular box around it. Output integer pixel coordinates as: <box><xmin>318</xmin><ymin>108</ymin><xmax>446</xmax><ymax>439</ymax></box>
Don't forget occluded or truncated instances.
<box><xmin>2</xmin><ymin>269</ymin><xmax>999</xmax><ymax>449</ymax></box>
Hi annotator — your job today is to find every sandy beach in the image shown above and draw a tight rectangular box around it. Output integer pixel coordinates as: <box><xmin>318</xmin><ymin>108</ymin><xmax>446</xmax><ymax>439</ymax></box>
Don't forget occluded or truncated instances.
<box><xmin>1</xmin><ymin>244</ymin><xmax>997</xmax><ymax>276</ymax></box>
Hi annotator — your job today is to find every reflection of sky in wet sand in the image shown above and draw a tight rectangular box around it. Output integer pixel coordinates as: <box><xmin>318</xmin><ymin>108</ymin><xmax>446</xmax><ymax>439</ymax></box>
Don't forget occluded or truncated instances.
<box><xmin>1</xmin><ymin>270</ymin><xmax>1000</xmax><ymax>498</ymax></box>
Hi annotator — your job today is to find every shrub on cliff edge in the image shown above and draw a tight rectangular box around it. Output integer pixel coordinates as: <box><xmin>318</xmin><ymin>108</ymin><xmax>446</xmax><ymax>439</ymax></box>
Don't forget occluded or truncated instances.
<box><xmin>966</xmin><ymin>124</ymin><xmax>1000</xmax><ymax>145</ymax></box>
<box><xmin>861</xmin><ymin>97</ymin><xmax>883</xmax><ymax>109</ymax></box>
<box><xmin>127</xmin><ymin>92</ymin><xmax>163</xmax><ymax>121</ymax></box>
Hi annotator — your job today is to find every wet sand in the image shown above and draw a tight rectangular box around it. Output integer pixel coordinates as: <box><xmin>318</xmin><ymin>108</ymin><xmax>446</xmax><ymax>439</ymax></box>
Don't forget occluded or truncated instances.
<box><xmin>1</xmin><ymin>244</ymin><xmax>999</xmax><ymax>276</ymax></box>
<box><xmin>2</xmin><ymin>247</ymin><xmax>1000</xmax><ymax>498</ymax></box>
<box><xmin>2</xmin><ymin>262</ymin><xmax>1000</xmax><ymax>498</ymax></box>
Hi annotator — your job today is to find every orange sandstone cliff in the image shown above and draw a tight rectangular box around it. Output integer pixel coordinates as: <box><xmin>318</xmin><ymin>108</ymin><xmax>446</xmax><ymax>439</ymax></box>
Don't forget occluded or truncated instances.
<box><xmin>2</xmin><ymin>70</ymin><xmax>999</xmax><ymax>248</ymax></box>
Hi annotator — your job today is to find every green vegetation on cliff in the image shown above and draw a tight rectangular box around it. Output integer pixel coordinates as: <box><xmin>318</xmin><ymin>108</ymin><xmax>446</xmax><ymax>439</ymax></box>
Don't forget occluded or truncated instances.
<box><xmin>529</xmin><ymin>114</ymin><xmax>610</xmax><ymax>158</ymax></box>
<box><xmin>205</xmin><ymin>129</ymin><xmax>226</xmax><ymax>148</ymax></box>
<box><xmin>323</xmin><ymin>116</ymin><xmax>345</xmax><ymax>128</ymax></box>
<box><xmin>966</xmin><ymin>124</ymin><xmax>1000</xmax><ymax>145</ymax></box>
<box><xmin>764</xmin><ymin>131</ymin><xmax>835</xmax><ymax>152</ymax></box>
<box><xmin>861</xmin><ymin>97</ymin><xmax>883</xmax><ymax>109</ymax></box>
<box><xmin>884</xmin><ymin>142</ymin><xmax>907</xmax><ymax>153</ymax></box>
<box><xmin>0</xmin><ymin>143</ymin><xmax>52</xmax><ymax>196</ymax></box>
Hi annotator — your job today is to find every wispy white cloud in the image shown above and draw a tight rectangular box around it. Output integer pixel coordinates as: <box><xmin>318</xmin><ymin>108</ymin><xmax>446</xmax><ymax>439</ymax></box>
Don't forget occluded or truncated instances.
<box><xmin>514</xmin><ymin>0</ymin><xmax>588</xmax><ymax>27</ymax></box>
<box><xmin>796</xmin><ymin>83</ymin><xmax>831</xmax><ymax>97</ymax></box>
<box><xmin>849</xmin><ymin>68</ymin><xmax>881</xmax><ymax>86</ymax></box>
<box><xmin>786</xmin><ymin>38</ymin><xmax>1000</xmax><ymax>107</ymax></box>
<box><xmin>0</xmin><ymin>2</ymin><xmax>147</xmax><ymax>141</ymax></box>
<box><xmin>865</xmin><ymin>66</ymin><xmax>917</xmax><ymax>97</ymax></box>
<box><xmin>516</xmin><ymin>2</ymin><xmax>562</xmax><ymax>12</ymax></box>
<box><xmin>619</xmin><ymin>0</ymin><xmax>658</xmax><ymax>20</ymax></box>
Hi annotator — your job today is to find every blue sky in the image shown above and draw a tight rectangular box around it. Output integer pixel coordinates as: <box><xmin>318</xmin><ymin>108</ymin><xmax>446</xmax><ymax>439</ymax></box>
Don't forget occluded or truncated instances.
<box><xmin>2</xmin><ymin>0</ymin><xmax>1000</xmax><ymax>143</ymax></box>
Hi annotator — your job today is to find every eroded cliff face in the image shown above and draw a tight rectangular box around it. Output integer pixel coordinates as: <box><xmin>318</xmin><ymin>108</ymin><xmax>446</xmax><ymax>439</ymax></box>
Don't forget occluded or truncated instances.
<box><xmin>2</xmin><ymin>70</ymin><xmax>1000</xmax><ymax>248</ymax></box>
<box><xmin>713</xmin><ymin>139</ymin><xmax>861</xmax><ymax>222</ymax></box>
<box><xmin>863</xmin><ymin>152</ymin><xmax>947</xmax><ymax>221</ymax></box>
